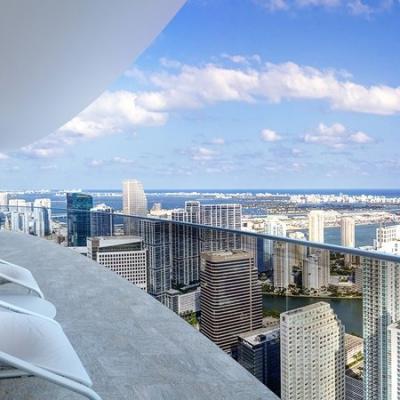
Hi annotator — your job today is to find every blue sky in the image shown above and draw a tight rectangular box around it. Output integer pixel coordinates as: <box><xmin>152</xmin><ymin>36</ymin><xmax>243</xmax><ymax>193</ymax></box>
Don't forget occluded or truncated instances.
<box><xmin>2</xmin><ymin>0</ymin><xmax>400</xmax><ymax>190</ymax></box>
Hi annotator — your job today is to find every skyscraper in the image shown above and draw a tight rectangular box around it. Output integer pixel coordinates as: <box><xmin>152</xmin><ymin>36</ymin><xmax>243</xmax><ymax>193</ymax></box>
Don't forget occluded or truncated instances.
<box><xmin>33</xmin><ymin>198</ymin><xmax>51</xmax><ymax>236</ymax></box>
<box><xmin>388</xmin><ymin>321</ymin><xmax>400</xmax><ymax>400</ymax></box>
<box><xmin>341</xmin><ymin>216</ymin><xmax>355</xmax><ymax>248</ymax></box>
<box><xmin>87</xmin><ymin>236</ymin><xmax>147</xmax><ymax>291</ymax></box>
<box><xmin>0</xmin><ymin>192</ymin><xmax>9</xmax><ymax>210</ymax></box>
<box><xmin>139</xmin><ymin>219</ymin><xmax>172</xmax><ymax>303</ymax></box>
<box><xmin>90</xmin><ymin>203</ymin><xmax>113</xmax><ymax>237</ymax></box>
<box><xmin>67</xmin><ymin>192</ymin><xmax>93</xmax><ymax>247</ymax></box>
<box><xmin>122</xmin><ymin>180</ymin><xmax>148</xmax><ymax>216</ymax></box>
<box><xmin>375</xmin><ymin>224</ymin><xmax>400</xmax><ymax>248</ymax></box>
<box><xmin>8</xmin><ymin>198</ymin><xmax>27</xmax><ymax>212</ymax></box>
<box><xmin>308</xmin><ymin>210</ymin><xmax>325</xmax><ymax>243</ymax></box>
<box><xmin>199</xmin><ymin>203</ymin><xmax>242</xmax><ymax>252</ymax></box>
<box><xmin>363</xmin><ymin>257</ymin><xmax>400</xmax><ymax>400</ymax></box>
<box><xmin>237</xmin><ymin>326</ymin><xmax>281</xmax><ymax>396</ymax></box>
<box><xmin>171</xmin><ymin>207</ymin><xmax>200</xmax><ymax>287</ymax></box>
<box><xmin>200</xmin><ymin>250</ymin><xmax>262</xmax><ymax>353</ymax></box>
<box><xmin>302</xmin><ymin>249</ymin><xmax>330</xmax><ymax>291</ymax></box>
<box><xmin>273</xmin><ymin>241</ymin><xmax>291</xmax><ymax>289</ymax></box>
<box><xmin>280</xmin><ymin>302</ymin><xmax>345</xmax><ymax>400</ymax></box>
<box><xmin>170</xmin><ymin>201</ymin><xmax>242</xmax><ymax>288</ymax></box>
<box><xmin>265</xmin><ymin>219</ymin><xmax>287</xmax><ymax>271</ymax></box>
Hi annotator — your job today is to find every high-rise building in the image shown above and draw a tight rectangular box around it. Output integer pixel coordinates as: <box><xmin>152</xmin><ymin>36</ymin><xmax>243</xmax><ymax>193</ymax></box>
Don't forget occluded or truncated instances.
<box><xmin>346</xmin><ymin>373</ymin><xmax>363</xmax><ymax>400</ymax></box>
<box><xmin>200</xmin><ymin>250</ymin><xmax>262</xmax><ymax>353</ymax></box>
<box><xmin>377</xmin><ymin>240</ymin><xmax>400</xmax><ymax>255</ymax></box>
<box><xmin>170</xmin><ymin>201</ymin><xmax>242</xmax><ymax>288</ymax></box>
<box><xmin>87</xmin><ymin>236</ymin><xmax>147</xmax><ymax>291</ymax></box>
<box><xmin>265</xmin><ymin>219</ymin><xmax>287</xmax><ymax>237</ymax></box>
<box><xmin>122</xmin><ymin>179</ymin><xmax>148</xmax><ymax>216</ymax></box>
<box><xmin>165</xmin><ymin>284</ymin><xmax>201</xmax><ymax>315</ymax></box>
<box><xmin>388</xmin><ymin>321</ymin><xmax>400</xmax><ymax>400</ymax></box>
<box><xmin>199</xmin><ymin>203</ymin><xmax>242</xmax><ymax>252</ymax></box>
<box><xmin>237</xmin><ymin>326</ymin><xmax>281</xmax><ymax>396</ymax></box>
<box><xmin>308</xmin><ymin>210</ymin><xmax>325</xmax><ymax>243</ymax></box>
<box><xmin>33</xmin><ymin>198</ymin><xmax>51</xmax><ymax>236</ymax></box>
<box><xmin>10</xmin><ymin>210</ymin><xmax>29</xmax><ymax>233</ymax></box>
<box><xmin>375</xmin><ymin>225</ymin><xmax>400</xmax><ymax>248</ymax></box>
<box><xmin>9</xmin><ymin>198</ymin><xmax>27</xmax><ymax>212</ymax></box>
<box><xmin>139</xmin><ymin>219</ymin><xmax>172</xmax><ymax>303</ymax></box>
<box><xmin>363</xmin><ymin>257</ymin><xmax>400</xmax><ymax>400</ymax></box>
<box><xmin>265</xmin><ymin>219</ymin><xmax>287</xmax><ymax>271</ymax></box>
<box><xmin>171</xmin><ymin>205</ymin><xmax>200</xmax><ymax>287</ymax></box>
<box><xmin>273</xmin><ymin>241</ymin><xmax>291</xmax><ymax>289</ymax></box>
<box><xmin>0</xmin><ymin>192</ymin><xmax>9</xmax><ymax>210</ymax></box>
<box><xmin>341</xmin><ymin>216</ymin><xmax>355</xmax><ymax>248</ymax></box>
<box><xmin>280</xmin><ymin>302</ymin><xmax>345</xmax><ymax>400</ymax></box>
<box><xmin>353</xmin><ymin>264</ymin><xmax>362</xmax><ymax>292</ymax></box>
<box><xmin>90</xmin><ymin>203</ymin><xmax>113</xmax><ymax>237</ymax></box>
<box><xmin>302</xmin><ymin>249</ymin><xmax>330</xmax><ymax>291</ymax></box>
<box><xmin>199</xmin><ymin>203</ymin><xmax>241</xmax><ymax>228</ymax></box>
<box><xmin>66</xmin><ymin>192</ymin><xmax>93</xmax><ymax>247</ymax></box>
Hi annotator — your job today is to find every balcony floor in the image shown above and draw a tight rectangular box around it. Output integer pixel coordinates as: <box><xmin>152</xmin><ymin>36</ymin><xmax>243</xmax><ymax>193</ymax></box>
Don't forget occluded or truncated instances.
<box><xmin>0</xmin><ymin>231</ymin><xmax>277</xmax><ymax>399</ymax></box>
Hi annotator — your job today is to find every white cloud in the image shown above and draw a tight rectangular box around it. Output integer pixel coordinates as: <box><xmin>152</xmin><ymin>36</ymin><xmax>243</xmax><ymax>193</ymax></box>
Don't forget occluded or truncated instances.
<box><xmin>255</xmin><ymin>0</ymin><xmax>392</xmax><ymax>14</ymax></box>
<box><xmin>255</xmin><ymin>0</ymin><xmax>289</xmax><ymax>11</ymax></box>
<box><xmin>349</xmin><ymin>131</ymin><xmax>374</xmax><ymax>143</ymax></box>
<box><xmin>347</xmin><ymin>0</ymin><xmax>373</xmax><ymax>15</ymax></box>
<box><xmin>89</xmin><ymin>159</ymin><xmax>105</xmax><ymax>167</ymax></box>
<box><xmin>138</xmin><ymin>64</ymin><xmax>259</xmax><ymax>110</ymax></box>
<box><xmin>304</xmin><ymin>122</ymin><xmax>374</xmax><ymax>148</ymax></box>
<box><xmin>19</xmin><ymin>56</ymin><xmax>398</xmax><ymax>159</ymax></box>
<box><xmin>135</xmin><ymin>61</ymin><xmax>400</xmax><ymax>116</ymax></box>
<box><xmin>20</xmin><ymin>90</ymin><xmax>168</xmax><ymax>159</ymax></box>
<box><xmin>60</xmin><ymin>90</ymin><xmax>167</xmax><ymax>139</ymax></box>
<box><xmin>20</xmin><ymin>143</ymin><xmax>64</xmax><ymax>159</ymax></box>
<box><xmin>123</xmin><ymin>67</ymin><xmax>148</xmax><ymax>83</ymax></box>
<box><xmin>39</xmin><ymin>164</ymin><xmax>58</xmax><ymax>170</ymax></box>
<box><xmin>88</xmin><ymin>157</ymin><xmax>136</xmax><ymax>168</ymax></box>
<box><xmin>210</xmin><ymin>137</ymin><xmax>225</xmax><ymax>145</ymax></box>
<box><xmin>159</xmin><ymin>57</ymin><xmax>182</xmax><ymax>69</ymax></box>
<box><xmin>191</xmin><ymin>147</ymin><xmax>218</xmax><ymax>161</ymax></box>
<box><xmin>220</xmin><ymin>53</ymin><xmax>262</xmax><ymax>65</ymax></box>
<box><xmin>297</xmin><ymin>0</ymin><xmax>341</xmax><ymax>7</ymax></box>
<box><xmin>0</xmin><ymin>153</ymin><xmax>9</xmax><ymax>160</ymax></box>
<box><xmin>260</xmin><ymin>129</ymin><xmax>283</xmax><ymax>142</ymax></box>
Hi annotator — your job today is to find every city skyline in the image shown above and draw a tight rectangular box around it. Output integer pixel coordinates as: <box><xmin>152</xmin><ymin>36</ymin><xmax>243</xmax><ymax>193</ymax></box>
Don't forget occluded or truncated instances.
<box><xmin>0</xmin><ymin>0</ymin><xmax>399</xmax><ymax>189</ymax></box>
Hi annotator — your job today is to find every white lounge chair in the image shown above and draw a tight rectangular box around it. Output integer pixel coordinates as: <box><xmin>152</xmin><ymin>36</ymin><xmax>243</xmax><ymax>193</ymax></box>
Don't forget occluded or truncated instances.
<box><xmin>0</xmin><ymin>259</ymin><xmax>56</xmax><ymax>318</ymax></box>
<box><xmin>0</xmin><ymin>259</ymin><xmax>44</xmax><ymax>298</ymax></box>
<box><xmin>0</xmin><ymin>294</ymin><xmax>56</xmax><ymax>319</ymax></box>
<box><xmin>0</xmin><ymin>311</ymin><xmax>102</xmax><ymax>400</ymax></box>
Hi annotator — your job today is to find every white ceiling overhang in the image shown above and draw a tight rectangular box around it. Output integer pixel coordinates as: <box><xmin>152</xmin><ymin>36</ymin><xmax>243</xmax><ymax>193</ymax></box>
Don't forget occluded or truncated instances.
<box><xmin>0</xmin><ymin>0</ymin><xmax>185</xmax><ymax>149</ymax></box>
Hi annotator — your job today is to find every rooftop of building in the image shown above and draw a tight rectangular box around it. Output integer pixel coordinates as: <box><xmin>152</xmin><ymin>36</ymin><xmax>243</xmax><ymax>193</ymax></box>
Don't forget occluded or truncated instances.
<box><xmin>201</xmin><ymin>249</ymin><xmax>251</xmax><ymax>262</ymax></box>
<box><xmin>88</xmin><ymin>235</ymin><xmax>143</xmax><ymax>247</ymax></box>
<box><xmin>345</xmin><ymin>333</ymin><xmax>363</xmax><ymax>352</ymax></box>
<box><xmin>0</xmin><ymin>231</ymin><xmax>278</xmax><ymax>400</ymax></box>
<box><xmin>166</xmin><ymin>284</ymin><xmax>200</xmax><ymax>296</ymax></box>
<box><xmin>281</xmin><ymin>301</ymin><xmax>330</xmax><ymax>317</ymax></box>
<box><xmin>238</xmin><ymin>326</ymin><xmax>280</xmax><ymax>346</ymax></box>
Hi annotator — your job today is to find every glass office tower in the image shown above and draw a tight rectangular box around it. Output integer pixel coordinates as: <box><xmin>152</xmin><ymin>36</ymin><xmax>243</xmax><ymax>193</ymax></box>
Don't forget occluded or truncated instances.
<box><xmin>67</xmin><ymin>192</ymin><xmax>93</xmax><ymax>247</ymax></box>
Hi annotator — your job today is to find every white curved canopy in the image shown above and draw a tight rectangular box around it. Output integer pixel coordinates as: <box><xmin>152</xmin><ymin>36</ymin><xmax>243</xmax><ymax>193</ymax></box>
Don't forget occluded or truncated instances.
<box><xmin>0</xmin><ymin>0</ymin><xmax>185</xmax><ymax>150</ymax></box>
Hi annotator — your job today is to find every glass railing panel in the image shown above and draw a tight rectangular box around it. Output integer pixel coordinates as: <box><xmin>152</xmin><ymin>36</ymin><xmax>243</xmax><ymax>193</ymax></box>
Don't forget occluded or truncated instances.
<box><xmin>2</xmin><ymin>205</ymin><xmax>400</xmax><ymax>399</ymax></box>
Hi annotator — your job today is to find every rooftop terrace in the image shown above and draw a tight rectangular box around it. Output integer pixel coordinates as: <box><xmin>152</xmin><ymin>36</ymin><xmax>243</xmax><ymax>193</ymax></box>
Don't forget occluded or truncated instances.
<box><xmin>0</xmin><ymin>231</ymin><xmax>278</xmax><ymax>399</ymax></box>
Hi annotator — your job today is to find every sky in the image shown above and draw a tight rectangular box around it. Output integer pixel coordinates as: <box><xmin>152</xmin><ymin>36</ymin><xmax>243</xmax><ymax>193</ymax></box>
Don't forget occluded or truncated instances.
<box><xmin>1</xmin><ymin>0</ymin><xmax>400</xmax><ymax>190</ymax></box>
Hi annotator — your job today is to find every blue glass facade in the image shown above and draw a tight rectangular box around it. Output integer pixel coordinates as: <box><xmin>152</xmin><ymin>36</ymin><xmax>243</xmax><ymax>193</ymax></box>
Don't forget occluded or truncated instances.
<box><xmin>67</xmin><ymin>193</ymin><xmax>93</xmax><ymax>246</ymax></box>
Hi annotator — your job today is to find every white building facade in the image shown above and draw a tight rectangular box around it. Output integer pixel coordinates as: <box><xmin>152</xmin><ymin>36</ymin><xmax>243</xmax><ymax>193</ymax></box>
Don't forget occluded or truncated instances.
<box><xmin>280</xmin><ymin>302</ymin><xmax>345</xmax><ymax>400</ymax></box>
<box><xmin>87</xmin><ymin>236</ymin><xmax>147</xmax><ymax>291</ymax></box>
<box><xmin>308</xmin><ymin>210</ymin><xmax>325</xmax><ymax>243</ymax></box>
<box><xmin>122</xmin><ymin>179</ymin><xmax>148</xmax><ymax>216</ymax></box>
